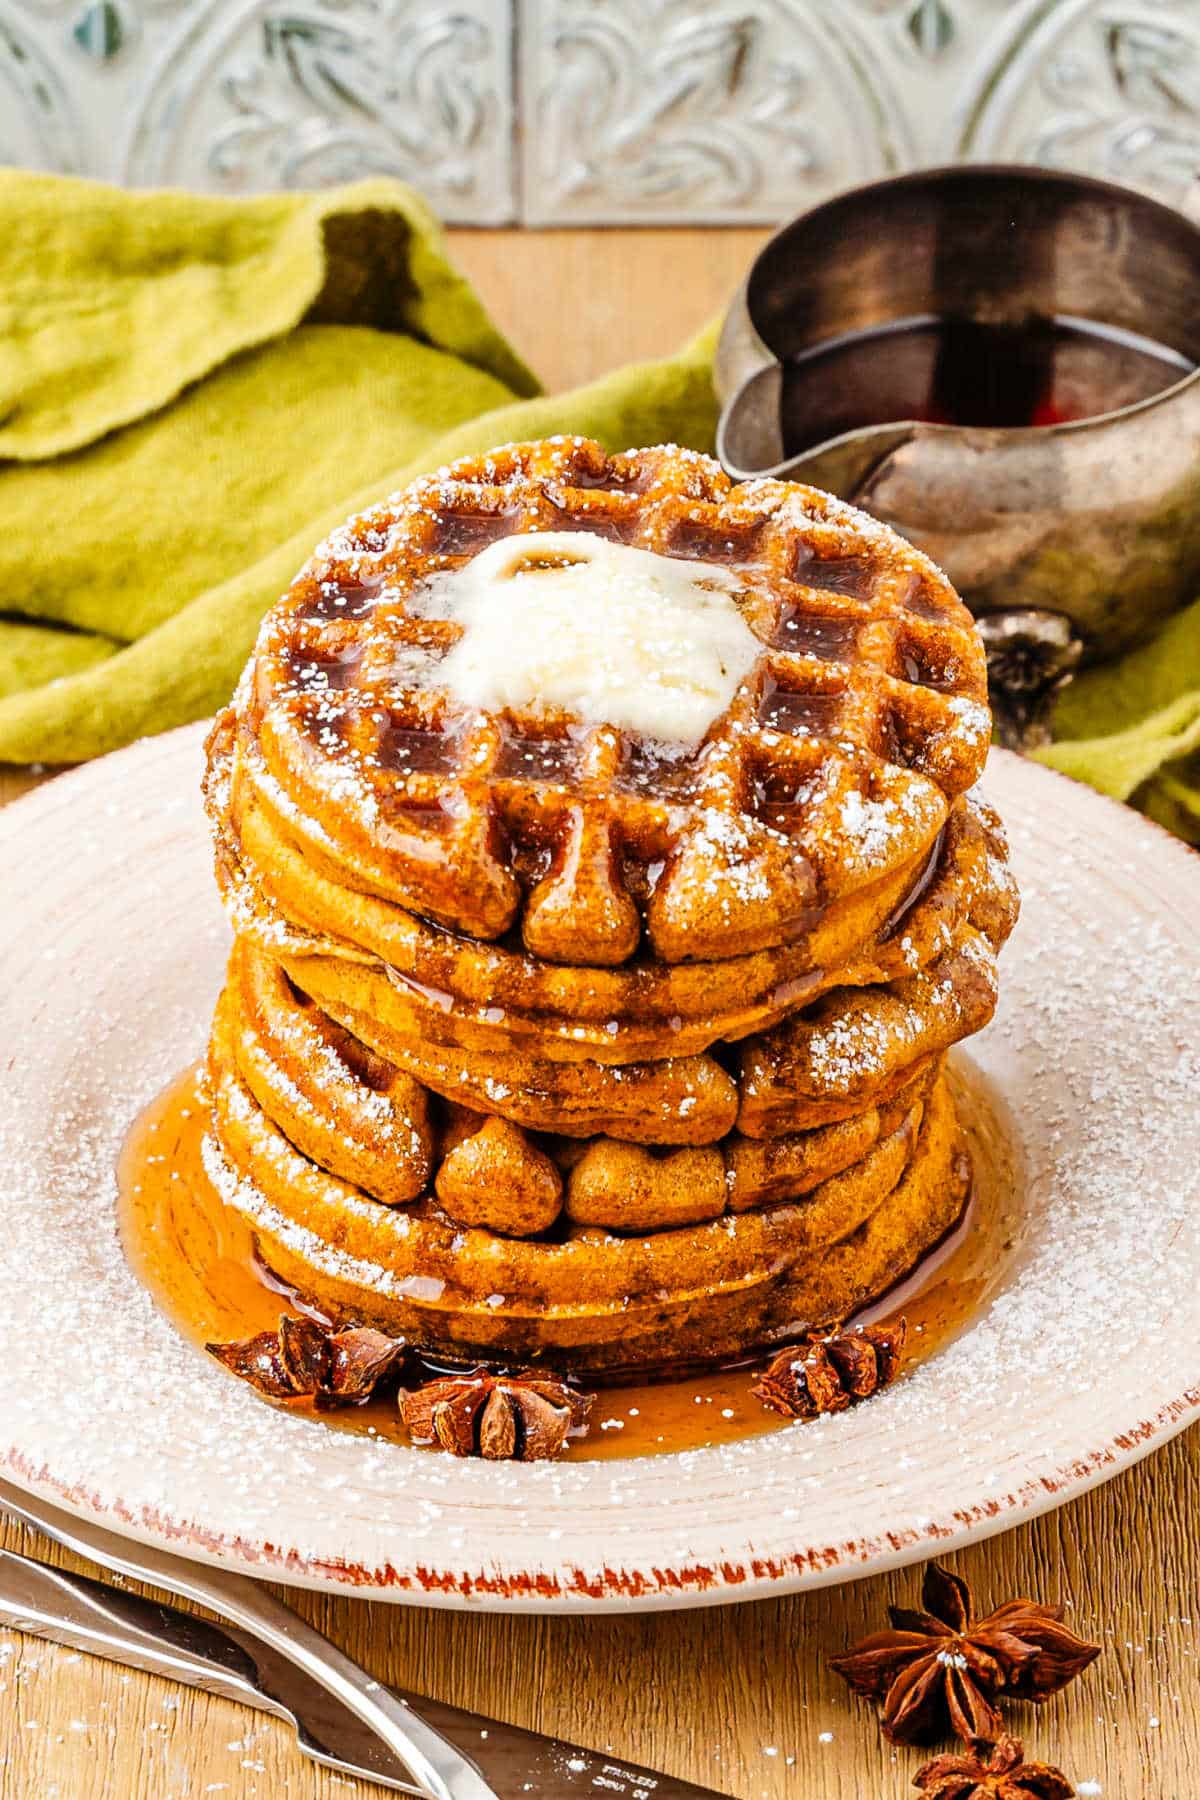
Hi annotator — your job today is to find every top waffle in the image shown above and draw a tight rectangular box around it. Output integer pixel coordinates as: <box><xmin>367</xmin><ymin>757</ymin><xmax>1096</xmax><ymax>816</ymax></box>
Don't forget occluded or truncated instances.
<box><xmin>240</xmin><ymin>438</ymin><xmax>989</xmax><ymax>965</ymax></box>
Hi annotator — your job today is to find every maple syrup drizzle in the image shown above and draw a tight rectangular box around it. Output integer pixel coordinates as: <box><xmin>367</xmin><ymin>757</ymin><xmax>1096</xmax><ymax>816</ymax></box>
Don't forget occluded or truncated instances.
<box><xmin>117</xmin><ymin>1063</ymin><xmax>1025</xmax><ymax>1462</ymax></box>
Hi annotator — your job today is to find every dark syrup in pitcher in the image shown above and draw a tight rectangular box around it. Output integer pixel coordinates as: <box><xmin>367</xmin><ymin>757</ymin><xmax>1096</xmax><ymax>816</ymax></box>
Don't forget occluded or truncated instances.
<box><xmin>780</xmin><ymin>313</ymin><xmax>1193</xmax><ymax>456</ymax></box>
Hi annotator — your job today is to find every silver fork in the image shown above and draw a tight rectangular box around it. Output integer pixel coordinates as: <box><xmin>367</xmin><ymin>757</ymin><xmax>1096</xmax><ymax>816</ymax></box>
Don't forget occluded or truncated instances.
<box><xmin>0</xmin><ymin>1476</ymin><xmax>492</xmax><ymax>1799</ymax></box>
<box><xmin>0</xmin><ymin>1476</ymin><xmax>731</xmax><ymax>1799</ymax></box>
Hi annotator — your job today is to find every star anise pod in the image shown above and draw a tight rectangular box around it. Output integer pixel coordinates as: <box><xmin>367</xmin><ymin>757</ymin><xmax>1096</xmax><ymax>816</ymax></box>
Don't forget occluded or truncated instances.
<box><xmin>829</xmin><ymin>1562</ymin><xmax>1101</xmax><ymax>1746</ymax></box>
<box><xmin>753</xmin><ymin>1319</ymin><xmax>907</xmax><ymax>1419</ymax></box>
<box><xmin>914</xmin><ymin>1734</ymin><xmax>1075</xmax><ymax>1799</ymax></box>
<box><xmin>400</xmin><ymin>1370</ymin><xmax>594</xmax><ymax>1462</ymax></box>
<box><xmin>207</xmin><ymin>1316</ymin><xmax>407</xmax><ymax>1407</ymax></box>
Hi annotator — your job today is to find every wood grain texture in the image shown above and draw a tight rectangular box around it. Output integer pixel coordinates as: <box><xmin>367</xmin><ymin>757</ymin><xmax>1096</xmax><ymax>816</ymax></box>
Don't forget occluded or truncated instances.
<box><xmin>1</xmin><ymin>226</ymin><xmax>1196</xmax><ymax>1800</ymax></box>
<box><xmin>450</xmin><ymin>227</ymin><xmax>769</xmax><ymax>396</ymax></box>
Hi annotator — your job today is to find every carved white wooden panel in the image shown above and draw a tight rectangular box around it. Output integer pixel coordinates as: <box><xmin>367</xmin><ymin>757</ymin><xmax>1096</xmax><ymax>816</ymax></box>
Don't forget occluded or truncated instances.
<box><xmin>1</xmin><ymin>0</ymin><xmax>1198</xmax><ymax>225</ymax></box>
<box><xmin>519</xmin><ymin>0</ymin><xmax>912</xmax><ymax>225</ymax></box>
<box><xmin>0</xmin><ymin>0</ymin><xmax>516</xmax><ymax>222</ymax></box>
<box><xmin>955</xmin><ymin>0</ymin><xmax>1200</xmax><ymax>206</ymax></box>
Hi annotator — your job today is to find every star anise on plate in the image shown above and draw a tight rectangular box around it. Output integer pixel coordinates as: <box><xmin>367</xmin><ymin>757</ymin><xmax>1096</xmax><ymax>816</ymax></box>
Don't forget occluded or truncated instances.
<box><xmin>207</xmin><ymin>1315</ymin><xmax>407</xmax><ymax>1407</ymax></box>
<box><xmin>913</xmin><ymin>1734</ymin><xmax>1075</xmax><ymax>1799</ymax></box>
<box><xmin>829</xmin><ymin>1562</ymin><xmax>1101</xmax><ymax>1746</ymax></box>
<box><xmin>752</xmin><ymin>1319</ymin><xmax>907</xmax><ymax>1419</ymax></box>
<box><xmin>400</xmin><ymin>1370</ymin><xmax>594</xmax><ymax>1462</ymax></box>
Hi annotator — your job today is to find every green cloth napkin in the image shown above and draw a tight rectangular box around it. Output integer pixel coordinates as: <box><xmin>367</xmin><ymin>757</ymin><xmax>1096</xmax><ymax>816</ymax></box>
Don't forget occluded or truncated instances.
<box><xmin>0</xmin><ymin>172</ymin><xmax>717</xmax><ymax>766</ymax></box>
<box><xmin>1040</xmin><ymin>596</ymin><xmax>1200</xmax><ymax>840</ymax></box>
<box><xmin>1</xmin><ymin>170</ymin><xmax>1197</xmax><ymax>846</ymax></box>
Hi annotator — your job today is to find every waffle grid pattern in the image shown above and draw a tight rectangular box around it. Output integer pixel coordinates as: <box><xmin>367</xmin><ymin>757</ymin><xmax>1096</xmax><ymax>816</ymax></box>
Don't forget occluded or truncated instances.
<box><xmin>199</xmin><ymin>439</ymin><xmax>1015</xmax><ymax>1372</ymax></box>
<box><xmin>247</xmin><ymin>439</ymin><xmax>989</xmax><ymax>963</ymax></box>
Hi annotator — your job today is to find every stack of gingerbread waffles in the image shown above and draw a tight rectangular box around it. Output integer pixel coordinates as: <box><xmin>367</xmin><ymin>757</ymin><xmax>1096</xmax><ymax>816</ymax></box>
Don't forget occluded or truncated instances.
<box><xmin>201</xmin><ymin>437</ymin><xmax>1018</xmax><ymax>1376</ymax></box>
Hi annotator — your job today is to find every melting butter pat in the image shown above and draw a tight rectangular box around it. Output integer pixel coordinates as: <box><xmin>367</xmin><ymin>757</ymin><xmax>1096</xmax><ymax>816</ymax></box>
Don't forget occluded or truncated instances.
<box><xmin>431</xmin><ymin>532</ymin><xmax>760</xmax><ymax>745</ymax></box>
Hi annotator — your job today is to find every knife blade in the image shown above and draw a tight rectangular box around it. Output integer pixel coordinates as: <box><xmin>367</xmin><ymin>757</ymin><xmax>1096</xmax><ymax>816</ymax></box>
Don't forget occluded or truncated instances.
<box><xmin>0</xmin><ymin>1542</ymin><xmax>730</xmax><ymax>1799</ymax></box>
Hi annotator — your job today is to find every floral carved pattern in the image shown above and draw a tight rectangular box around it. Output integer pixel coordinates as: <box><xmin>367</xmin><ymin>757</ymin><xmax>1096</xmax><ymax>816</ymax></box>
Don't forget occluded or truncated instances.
<box><xmin>959</xmin><ymin>0</ymin><xmax>1200</xmax><ymax>209</ymax></box>
<box><xmin>6</xmin><ymin>0</ymin><xmax>1200</xmax><ymax>221</ymax></box>
<box><xmin>122</xmin><ymin>0</ymin><xmax>514</xmax><ymax>221</ymax></box>
<box><xmin>0</xmin><ymin>14</ymin><xmax>82</xmax><ymax>169</ymax></box>
<box><xmin>523</xmin><ymin>0</ymin><xmax>905</xmax><ymax>223</ymax></box>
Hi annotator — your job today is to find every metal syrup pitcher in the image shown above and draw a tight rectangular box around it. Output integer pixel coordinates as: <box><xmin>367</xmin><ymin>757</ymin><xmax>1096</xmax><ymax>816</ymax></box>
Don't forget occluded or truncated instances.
<box><xmin>715</xmin><ymin>165</ymin><xmax>1200</xmax><ymax>747</ymax></box>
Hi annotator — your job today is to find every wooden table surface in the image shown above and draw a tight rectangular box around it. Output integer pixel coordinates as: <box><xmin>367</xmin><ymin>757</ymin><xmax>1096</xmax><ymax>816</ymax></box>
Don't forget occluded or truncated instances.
<box><xmin>1</xmin><ymin>228</ymin><xmax>1196</xmax><ymax>1800</ymax></box>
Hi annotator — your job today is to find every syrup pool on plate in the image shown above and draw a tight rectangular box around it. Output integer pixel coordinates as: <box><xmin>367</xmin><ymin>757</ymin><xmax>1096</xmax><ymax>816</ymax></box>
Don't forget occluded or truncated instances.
<box><xmin>118</xmin><ymin>1061</ymin><xmax>1027</xmax><ymax>1462</ymax></box>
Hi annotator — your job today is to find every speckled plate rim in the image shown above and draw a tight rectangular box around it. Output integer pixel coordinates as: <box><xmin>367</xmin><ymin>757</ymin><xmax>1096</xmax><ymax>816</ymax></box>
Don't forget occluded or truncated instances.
<box><xmin>1</xmin><ymin>723</ymin><xmax>1197</xmax><ymax>1614</ymax></box>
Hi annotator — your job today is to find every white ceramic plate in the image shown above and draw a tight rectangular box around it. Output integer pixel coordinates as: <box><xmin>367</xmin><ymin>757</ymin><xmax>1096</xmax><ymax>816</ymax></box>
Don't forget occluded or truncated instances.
<box><xmin>2</xmin><ymin>724</ymin><xmax>1198</xmax><ymax>1612</ymax></box>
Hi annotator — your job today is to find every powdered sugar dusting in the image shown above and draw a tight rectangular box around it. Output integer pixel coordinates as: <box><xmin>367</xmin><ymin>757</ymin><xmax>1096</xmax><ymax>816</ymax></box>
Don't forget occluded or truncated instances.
<box><xmin>688</xmin><ymin>809</ymin><xmax>775</xmax><ymax>907</ymax></box>
<box><xmin>946</xmin><ymin>694</ymin><xmax>990</xmax><ymax>745</ymax></box>
<box><xmin>838</xmin><ymin>790</ymin><xmax>913</xmax><ymax>866</ymax></box>
<box><xmin>0</xmin><ymin>727</ymin><xmax>1198</xmax><ymax>1609</ymax></box>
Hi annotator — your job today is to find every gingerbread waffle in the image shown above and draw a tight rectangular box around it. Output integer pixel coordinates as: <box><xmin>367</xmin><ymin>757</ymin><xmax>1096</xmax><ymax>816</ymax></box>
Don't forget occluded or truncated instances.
<box><xmin>227</xmin><ymin>936</ymin><xmax>432</xmax><ymax>1205</ymax></box>
<box><xmin>244</xmin><ymin>815</ymin><xmax>1011</xmax><ymax>1144</ymax></box>
<box><xmin>194</xmin><ymin>437</ymin><xmax>1016</xmax><ymax>1382</ymax></box>
<box><xmin>209</xmin><ymin>721</ymin><xmax>928</xmax><ymax>1053</ymax></box>
<box><xmin>208</xmin><ymin>708</ymin><xmax>1015</xmax><ymax>1067</ymax></box>
<box><xmin>236</xmin><ymin>437</ymin><xmax>988</xmax><ymax>966</ymax></box>
<box><xmin>219</xmin><ymin>937</ymin><xmax>941</xmax><ymax>1231</ymax></box>
<box><xmin>205</xmin><ymin>980</ymin><xmax>966</xmax><ymax>1371</ymax></box>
